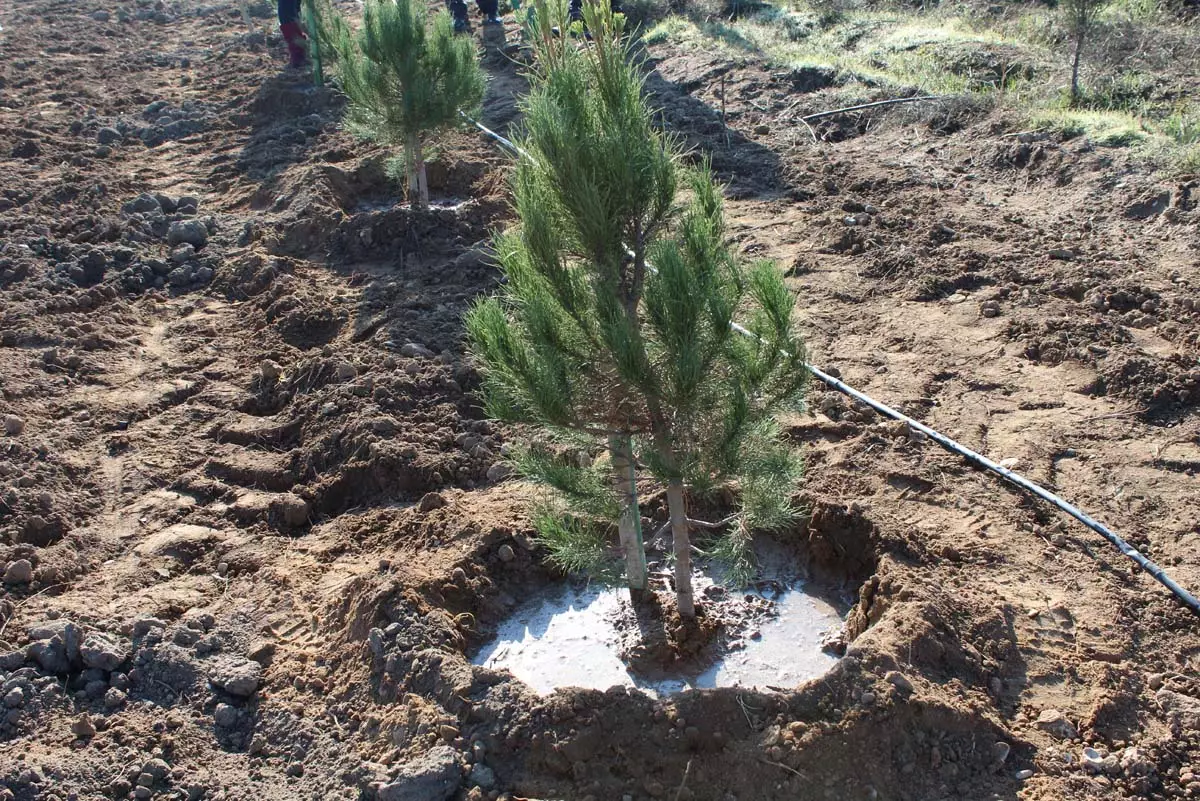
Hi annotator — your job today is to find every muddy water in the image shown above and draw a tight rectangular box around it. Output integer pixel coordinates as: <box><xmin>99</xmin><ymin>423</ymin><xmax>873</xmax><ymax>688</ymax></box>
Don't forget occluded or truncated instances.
<box><xmin>473</xmin><ymin>576</ymin><xmax>845</xmax><ymax>696</ymax></box>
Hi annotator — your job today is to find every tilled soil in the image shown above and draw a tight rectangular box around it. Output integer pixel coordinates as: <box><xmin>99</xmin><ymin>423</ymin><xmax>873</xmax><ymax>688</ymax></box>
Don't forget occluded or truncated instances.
<box><xmin>1</xmin><ymin>3</ymin><xmax>1198</xmax><ymax>801</ymax></box>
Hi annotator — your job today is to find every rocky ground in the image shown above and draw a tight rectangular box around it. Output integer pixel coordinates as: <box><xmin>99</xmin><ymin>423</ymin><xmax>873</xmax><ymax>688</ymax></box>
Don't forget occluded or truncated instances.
<box><xmin>1</xmin><ymin>2</ymin><xmax>1198</xmax><ymax>801</ymax></box>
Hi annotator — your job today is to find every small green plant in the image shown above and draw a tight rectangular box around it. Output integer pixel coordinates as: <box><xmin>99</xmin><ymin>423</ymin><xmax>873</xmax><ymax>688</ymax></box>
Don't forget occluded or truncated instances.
<box><xmin>467</xmin><ymin>0</ymin><xmax>808</xmax><ymax>618</ymax></box>
<box><xmin>332</xmin><ymin>0</ymin><xmax>485</xmax><ymax>208</ymax></box>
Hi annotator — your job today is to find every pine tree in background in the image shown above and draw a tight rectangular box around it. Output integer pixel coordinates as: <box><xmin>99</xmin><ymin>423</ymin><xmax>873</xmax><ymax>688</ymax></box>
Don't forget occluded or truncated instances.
<box><xmin>332</xmin><ymin>0</ymin><xmax>485</xmax><ymax>208</ymax></box>
<box><xmin>466</xmin><ymin>0</ymin><xmax>808</xmax><ymax>619</ymax></box>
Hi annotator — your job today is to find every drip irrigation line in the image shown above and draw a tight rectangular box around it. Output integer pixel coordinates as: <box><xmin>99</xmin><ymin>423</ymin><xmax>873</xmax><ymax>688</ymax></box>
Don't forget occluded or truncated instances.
<box><xmin>461</xmin><ymin>112</ymin><xmax>1200</xmax><ymax>617</ymax></box>
<box><xmin>799</xmin><ymin>95</ymin><xmax>942</xmax><ymax>122</ymax></box>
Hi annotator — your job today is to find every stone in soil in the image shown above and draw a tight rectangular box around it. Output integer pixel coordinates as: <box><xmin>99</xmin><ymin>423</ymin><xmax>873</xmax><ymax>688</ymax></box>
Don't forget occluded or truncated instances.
<box><xmin>209</xmin><ymin>658</ymin><xmax>262</xmax><ymax>697</ymax></box>
<box><xmin>213</xmin><ymin>703</ymin><xmax>239</xmax><ymax>728</ymax></box>
<box><xmin>419</xmin><ymin>492</ymin><xmax>447</xmax><ymax>513</ymax></box>
<box><xmin>1035</xmin><ymin>708</ymin><xmax>1079</xmax><ymax>740</ymax></box>
<box><xmin>270</xmin><ymin>493</ymin><xmax>310</xmax><ymax>527</ymax></box>
<box><xmin>3</xmin><ymin>559</ymin><xmax>34</xmax><ymax>584</ymax></box>
<box><xmin>166</xmin><ymin>220</ymin><xmax>209</xmax><ymax>249</ymax></box>
<box><xmin>80</xmin><ymin>633</ymin><xmax>130</xmax><ymax>672</ymax></box>
<box><xmin>3</xmin><ymin>415</ymin><xmax>24</xmax><ymax>436</ymax></box>
<box><xmin>400</xmin><ymin>342</ymin><xmax>434</xmax><ymax>359</ymax></box>
<box><xmin>3</xmin><ymin>688</ymin><xmax>24</xmax><ymax>708</ymax></box>
<box><xmin>377</xmin><ymin>746</ymin><xmax>462</xmax><ymax>801</ymax></box>
<box><xmin>71</xmin><ymin>714</ymin><xmax>97</xmax><ymax>738</ymax></box>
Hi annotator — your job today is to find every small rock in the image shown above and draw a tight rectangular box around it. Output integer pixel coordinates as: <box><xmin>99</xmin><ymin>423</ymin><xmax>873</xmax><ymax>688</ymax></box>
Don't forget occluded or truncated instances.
<box><xmin>270</xmin><ymin>494</ymin><xmax>309</xmax><ymax>527</ymax></box>
<box><xmin>3</xmin><ymin>415</ymin><xmax>25</xmax><ymax>436</ymax></box>
<box><xmin>173</xmin><ymin>628</ymin><xmax>201</xmax><ymax>647</ymax></box>
<box><xmin>1147</xmin><ymin>672</ymin><xmax>1166</xmax><ymax>690</ymax></box>
<box><xmin>97</xmin><ymin>127</ymin><xmax>121</xmax><ymax>145</ymax></box>
<box><xmin>1015</xmin><ymin>769</ymin><xmax>1034</xmax><ymax>780</ymax></box>
<box><xmin>1082</xmin><ymin>746</ymin><xmax>1105</xmax><ymax>773</ymax></box>
<box><xmin>754</xmin><ymin>124</ymin><xmax>770</xmax><ymax>135</ymax></box>
<box><xmin>1048</xmin><ymin>248</ymin><xmax>1076</xmax><ymax>261</ymax></box>
<box><xmin>497</xmin><ymin>544</ymin><xmax>516</xmax><ymax>563</ymax></box>
<box><xmin>134</xmin><ymin>788</ymin><xmax>153</xmax><ymax>801</ymax></box>
<box><xmin>378</xmin><ymin>746</ymin><xmax>462</xmax><ymax>801</ymax></box>
<box><xmin>104</xmin><ymin>687</ymin><xmax>127</xmax><ymax>709</ymax></box>
<box><xmin>993</xmin><ymin>741</ymin><xmax>1010</xmax><ymax>764</ymax></box>
<box><xmin>885</xmin><ymin>671</ymin><xmax>914</xmax><ymax>693</ymax></box>
<box><xmin>170</xmin><ymin>243</ymin><xmax>196</xmax><ymax>264</ymax></box>
<box><xmin>208</xmin><ymin>661</ymin><xmax>260</xmax><ymax>695</ymax></box>
<box><xmin>3</xmin><ymin>559</ymin><xmax>34</xmax><ymax>584</ymax></box>
<box><xmin>260</xmin><ymin>360</ymin><xmax>283</xmax><ymax>382</ymax></box>
<box><xmin>418</xmin><ymin>492</ymin><xmax>447</xmax><ymax>513</ymax></box>
<box><xmin>213</xmin><ymin>703</ymin><xmax>239</xmax><ymax>728</ymax></box>
<box><xmin>142</xmin><ymin>759</ymin><xmax>171</xmax><ymax>781</ymax></box>
<box><xmin>132</xmin><ymin>616</ymin><xmax>167</xmax><ymax>637</ymax></box>
<box><xmin>1035</xmin><ymin>708</ymin><xmax>1078</xmax><ymax>741</ymax></box>
<box><xmin>92</xmin><ymin>9</ymin><xmax>111</xmax><ymax>21</ymax></box>
<box><xmin>3</xmin><ymin>687</ymin><xmax>24</xmax><ymax>708</ymax></box>
<box><xmin>980</xmin><ymin>300</ymin><xmax>1001</xmax><ymax>318</ymax></box>
<box><xmin>469</xmin><ymin>763</ymin><xmax>496</xmax><ymax>789</ymax></box>
<box><xmin>246</xmin><ymin>640</ymin><xmax>276</xmax><ymax>666</ymax></box>
<box><xmin>860</xmin><ymin>691</ymin><xmax>876</xmax><ymax>706</ymax></box>
<box><xmin>335</xmin><ymin>361</ymin><xmax>358</xmax><ymax>381</ymax></box>
<box><xmin>166</xmin><ymin>220</ymin><xmax>209</xmax><ymax>249</ymax></box>
<box><xmin>399</xmin><ymin>342</ymin><xmax>434</xmax><ymax>359</ymax></box>
<box><xmin>71</xmin><ymin>714</ymin><xmax>97</xmax><ymax>738</ymax></box>
<box><xmin>80</xmin><ymin>633</ymin><xmax>129</xmax><ymax>672</ymax></box>
<box><xmin>368</xmin><ymin>628</ymin><xmax>385</xmax><ymax>657</ymax></box>
<box><xmin>210</xmin><ymin>659</ymin><xmax>262</xmax><ymax>697</ymax></box>
<box><xmin>486</xmin><ymin>462</ymin><xmax>513</xmax><ymax>483</ymax></box>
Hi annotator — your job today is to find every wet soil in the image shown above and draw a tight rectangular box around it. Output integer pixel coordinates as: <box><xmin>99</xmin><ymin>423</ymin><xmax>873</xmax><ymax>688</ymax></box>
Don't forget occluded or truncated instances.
<box><xmin>1</xmin><ymin>2</ymin><xmax>1199</xmax><ymax>801</ymax></box>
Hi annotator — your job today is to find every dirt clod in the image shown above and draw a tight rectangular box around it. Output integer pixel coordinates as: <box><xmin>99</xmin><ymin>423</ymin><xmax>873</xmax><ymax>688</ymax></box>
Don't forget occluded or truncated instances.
<box><xmin>2</xmin><ymin>560</ymin><xmax>33</xmax><ymax>584</ymax></box>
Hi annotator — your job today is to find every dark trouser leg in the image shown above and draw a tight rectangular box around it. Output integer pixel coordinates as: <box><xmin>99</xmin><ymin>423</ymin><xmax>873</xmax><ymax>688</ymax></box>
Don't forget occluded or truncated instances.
<box><xmin>475</xmin><ymin>0</ymin><xmax>498</xmax><ymax>16</ymax></box>
<box><xmin>278</xmin><ymin>0</ymin><xmax>301</xmax><ymax>26</ymax></box>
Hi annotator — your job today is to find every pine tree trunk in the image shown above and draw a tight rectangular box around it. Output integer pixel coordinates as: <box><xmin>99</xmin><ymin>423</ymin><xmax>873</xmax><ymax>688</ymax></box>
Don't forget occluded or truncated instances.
<box><xmin>608</xmin><ymin>435</ymin><xmax>647</xmax><ymax>602</ymax></box>
<box><xmin>1070</xmin><ymin>31</ymin><xmax>1084</xmax><ymax>107</ymax></box>
<box><xmin>405</xmin><ymin>132</ymin><xmax>428</xmax><ymax>209</ymax></box>
<box><xmin>666</xmin><ymin>479</ymin><xmax>694</xmax><ymax>619</ymax></box>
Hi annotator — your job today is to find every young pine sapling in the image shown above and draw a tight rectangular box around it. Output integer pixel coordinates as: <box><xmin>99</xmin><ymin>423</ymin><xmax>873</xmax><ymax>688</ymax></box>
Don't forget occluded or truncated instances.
<box><xmin>466</xmin><ymin>0</ymin><xmax>807</xmax><ymax>620</ymax></box>
<box><xmin>333</xmin><ymin>0</ymin><xmax>485</xmax><ymax>208</ymax></box>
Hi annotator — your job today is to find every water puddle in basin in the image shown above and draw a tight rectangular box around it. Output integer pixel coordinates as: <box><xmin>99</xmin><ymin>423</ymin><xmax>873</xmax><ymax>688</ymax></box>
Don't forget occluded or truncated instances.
<box><xmin>474</xmin><ymin>547</ymin><xmax>847</xmax><ymax>695</ymax></box>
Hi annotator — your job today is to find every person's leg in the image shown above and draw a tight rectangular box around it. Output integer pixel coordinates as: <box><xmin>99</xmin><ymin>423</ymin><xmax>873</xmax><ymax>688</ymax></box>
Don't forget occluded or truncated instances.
<box><xmin>475</xmin><ymin>0</ymin><xmax>501</xmax><ymax>24</ymax></box>
<box><xmin>278</xmin><ymin>0</ymin><xmax>308</xmax><ymax>67</ymax></box>
<box><xmin>277</xmin><ymin>0</ymin><xmax>301</xmax><ymax>25</ymax></box>
<box><xmin>447</xmin><ymin>0</ymin><xmax>470</xmax><ymax>31</ymax></box>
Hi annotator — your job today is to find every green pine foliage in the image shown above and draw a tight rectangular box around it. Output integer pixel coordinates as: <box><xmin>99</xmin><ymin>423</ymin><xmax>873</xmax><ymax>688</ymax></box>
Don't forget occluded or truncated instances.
<box><xmin>332</xmin><ymin>0</ymin><xmax>485</xmax><ymax>207</ymax></box>
<box><xmin>466</xmin><ymin>0</ymin><xmax>808</xmax><ymax>617</ymax></box>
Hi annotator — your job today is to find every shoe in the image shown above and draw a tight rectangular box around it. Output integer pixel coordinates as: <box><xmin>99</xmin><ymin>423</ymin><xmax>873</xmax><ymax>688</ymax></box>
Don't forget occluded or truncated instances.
<box><xmin>483</xmin><ymin>13</ymin><xmax>502</xmax><ymax>24</ymax></box>
<box><xmin>452</xmin><ymin>15</ymin><xmax>469</xmax><ymax>32</ymax></box>
<box><xmin>280</xmin><ymin>21</ymin><xmax>308</xmax><ymax>68</ymax></box>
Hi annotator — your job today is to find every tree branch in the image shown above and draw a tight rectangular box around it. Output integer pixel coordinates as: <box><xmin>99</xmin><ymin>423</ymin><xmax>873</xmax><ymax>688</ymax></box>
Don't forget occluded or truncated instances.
<box><xmin>800</xmin><ymin>95</ymin><xmax>940</xmax><ymax>122</ymax></box>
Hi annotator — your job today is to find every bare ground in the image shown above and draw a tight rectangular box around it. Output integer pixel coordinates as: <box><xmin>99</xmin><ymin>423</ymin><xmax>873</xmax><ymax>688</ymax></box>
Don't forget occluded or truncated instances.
<box><xmin>1</xmin><ymin>3</ymin><xmax>1198</xmax><ymax>801</ymax></box>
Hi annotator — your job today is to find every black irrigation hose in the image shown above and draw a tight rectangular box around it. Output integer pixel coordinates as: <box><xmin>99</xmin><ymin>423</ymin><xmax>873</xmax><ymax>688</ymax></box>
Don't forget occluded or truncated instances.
<box><xmin>804</xmin><ymin>360</ymin><xmax>1200</xmax><ymax>617</ymax></box>
<box><xmin>464</xmin><ymin>113</ymin><xmax>1200</xmax><ymax>617</ymax></box>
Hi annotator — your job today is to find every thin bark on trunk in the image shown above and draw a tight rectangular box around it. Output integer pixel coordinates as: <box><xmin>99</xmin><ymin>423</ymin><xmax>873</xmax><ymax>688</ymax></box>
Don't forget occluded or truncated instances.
<box><xmin>666</xmin><ymin>478</ymin><xmax>695</xmax><ymax>619</ymax></box>
<box><xmin>608</xmin><ymin>435</ymin><xmax>647</xmax><ymax>602</ymax></box>
<box><xmin>405</xmin><ymin>132</ymin><xmax>428</xmax><ymax>209</ymax></box>
<box><xmin>1070</xmin><ymin>30</ymin><xmax>1085</xmax><ymax>106</ymax></box>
